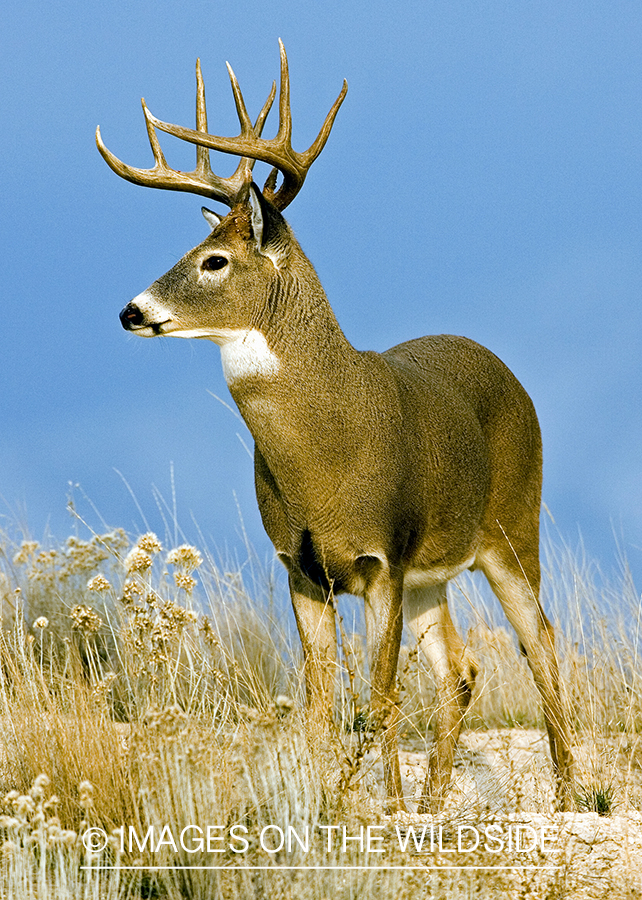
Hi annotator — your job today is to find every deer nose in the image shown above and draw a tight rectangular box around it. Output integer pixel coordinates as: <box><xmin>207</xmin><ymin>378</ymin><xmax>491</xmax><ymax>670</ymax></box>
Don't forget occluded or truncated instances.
<box><xmin>120</xmin><ymin>302</ymin><xmax>144</xmax><ymax>329</ymax></box>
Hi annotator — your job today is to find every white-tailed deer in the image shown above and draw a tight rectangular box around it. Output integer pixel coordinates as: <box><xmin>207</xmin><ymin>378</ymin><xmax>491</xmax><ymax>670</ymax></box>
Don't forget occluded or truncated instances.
<box><xmin>97</xmin><ymin>42</ymin><xmax>573</xmax><ymax>811</ymax></box>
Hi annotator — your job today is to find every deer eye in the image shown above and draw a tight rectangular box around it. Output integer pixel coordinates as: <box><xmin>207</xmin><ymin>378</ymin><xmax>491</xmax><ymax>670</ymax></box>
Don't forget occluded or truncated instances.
<box><xmin>202</xmin><ymin>255</ymin><xmax>228</xmax><ymax>271</ymax></box>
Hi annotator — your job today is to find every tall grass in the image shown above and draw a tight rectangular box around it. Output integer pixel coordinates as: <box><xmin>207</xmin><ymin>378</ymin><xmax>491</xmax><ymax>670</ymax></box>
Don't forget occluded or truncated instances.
<box><xmin>0</xmin><ymin>520</ymin><xmax>640</xmax><ymax>898</ymax></box>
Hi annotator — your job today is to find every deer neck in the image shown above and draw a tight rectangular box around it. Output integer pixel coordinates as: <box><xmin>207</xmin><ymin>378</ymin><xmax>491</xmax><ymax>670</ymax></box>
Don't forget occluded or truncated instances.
<box><xmin>223</xmin><ymin>256</ymin><xmax>358</xmax><ymax>403</ymax></box>
<box><xmin>220</xmin><ymin>257</ymin><xmax>368</xmax><ymax>493</ymax></box>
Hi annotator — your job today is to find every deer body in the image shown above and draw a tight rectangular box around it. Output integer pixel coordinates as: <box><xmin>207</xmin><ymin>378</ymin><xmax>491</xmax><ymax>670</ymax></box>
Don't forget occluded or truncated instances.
<box><xmin>99</xmin><ymin>44</ymin><xmax>573</xmax><ymax>811</ymax></box>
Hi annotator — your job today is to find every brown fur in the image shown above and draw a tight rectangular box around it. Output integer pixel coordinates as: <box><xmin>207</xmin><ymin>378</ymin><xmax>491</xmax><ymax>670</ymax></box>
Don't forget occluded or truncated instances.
<box><xmin>117</xmin><ymin>188</ymin><xmax>573</xmax><ymax>811</ymax></box>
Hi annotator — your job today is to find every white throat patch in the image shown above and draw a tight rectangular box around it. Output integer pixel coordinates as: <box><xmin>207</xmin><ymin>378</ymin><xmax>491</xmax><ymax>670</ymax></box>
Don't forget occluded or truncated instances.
<box><xmin>125</xmin><ymin>290</ymin><xmax>279</xmax><ymax>383</ymax></box>
<box><xmin>218</xmin><ymin>329</ymin><xmax>280</xmax><ymax>385</ymax></box>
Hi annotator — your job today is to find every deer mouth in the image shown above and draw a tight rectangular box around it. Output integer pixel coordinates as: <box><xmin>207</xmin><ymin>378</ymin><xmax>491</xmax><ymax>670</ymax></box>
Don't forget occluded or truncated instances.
<box><xmin>138</xmin><ymin>320</ymin><xmax>172</xmax><ymax>336</ymax></box>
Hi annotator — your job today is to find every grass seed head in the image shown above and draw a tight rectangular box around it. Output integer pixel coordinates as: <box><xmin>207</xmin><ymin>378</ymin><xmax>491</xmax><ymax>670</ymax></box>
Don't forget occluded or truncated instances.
<box><xmin>98</xmin><ymin>528</ymin><xmax>129</xmax><ymax>554</ymax></box>
<box><xmin>78</xmin><ymin>781</ymin><xmax>94</xmax><ymax>811</ymax></box>
<box><xmin>124</xmin><ymin>547</ymin><xmax>153</xmax><ymax>574</ymax></box>
<box><xmin>87</xmin><ymin>574</ymin><xmax>111</xmax><ymax>592</ymax></box>
<box><xmin>275</xmin><ymin>695</ymin><xmax>294</xmax><ymax>714</ymax></box>
<box><xmin>121</xmin><ymin>579</ymin><xmax>143</xmax><ymax>604</ymax></box>
<box><xmin>160</xmin><ymin>600</ymin><xmax>197</xmax><ymax>631</ymax></box>
<box><xmin>199</xmin><ymin>615</ymin><xmax>218</xmax><ymax>646</ymax></box>
<box><xmin>166</xmin><ymin>544</ymin><xmax>203</xmax><ymax>572</ymax></box>
<box><xmin>136</xmin><ymin>532</ymin><xmax>163</xmax><ymax>554</ymax></box>
<box><xmin>174</xmin><ymin>572</ymin><xmax>197</xmax><ymax>592</ymax></box>
<box><xmin>32</xmin><ymin>774</ymin><xmax>50</xmax><ymax>793</ymax></box>
<box><xmin>70</xmin><ymin>605</ymin><xmax>102</xmax><ymax>634</ymax></box>
<box><xmin>64</xmin><ymin>536</ymin><xmax>109</xmax><ymax>574</ymax></box>
<box><xmin>28</xmin><ymin>550</ymin><xmax>59</xmax><ymax>583</ymax></box>
<box><xmin>14</xmin><ymin>795</ymin><xmax>35</xmax><ymax>817</ymax></box>
<box><xmin>12</xmin><ymin>541</ymin><xmax>39</xmax><ymax>566</ymax></box>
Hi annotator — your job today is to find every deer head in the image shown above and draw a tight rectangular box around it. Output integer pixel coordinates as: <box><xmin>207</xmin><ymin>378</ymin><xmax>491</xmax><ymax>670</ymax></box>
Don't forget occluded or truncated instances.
<box><xmin>97</xmin><ymin>42</ymin><xmax>346</xmax><ymax>344</ymax></box>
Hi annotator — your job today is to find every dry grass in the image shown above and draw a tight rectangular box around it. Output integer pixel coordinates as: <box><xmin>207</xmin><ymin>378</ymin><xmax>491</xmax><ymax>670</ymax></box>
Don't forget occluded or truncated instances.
<box><xmin>0</xmin><ymin>521</ymin><xmax>640</xmax><ymax>898</ymax></box>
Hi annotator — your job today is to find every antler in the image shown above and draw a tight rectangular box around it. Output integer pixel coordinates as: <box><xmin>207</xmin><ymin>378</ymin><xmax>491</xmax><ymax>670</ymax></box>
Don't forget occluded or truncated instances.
<box><xmin>97</xmin><ymin>40</ymin><xmax>347</xmax><ymax>211</ymax></box>
<box><xmin>96</xmin><ymin>61</ymin><xmax>276</xmax><ymax>207</ymax></box>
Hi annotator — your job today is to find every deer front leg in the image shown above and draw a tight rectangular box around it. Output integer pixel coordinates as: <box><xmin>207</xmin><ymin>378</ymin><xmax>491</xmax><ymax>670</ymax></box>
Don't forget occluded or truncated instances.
<box><xmin>403</xmin><ymin>582</ymin><xmax>478</xmax><ymax>812</ymax></box>
<box><xmin>363</xmin><ymin>563</ymin><xmax>406</xmax><ymax>813</ymax></box>
<box><xmin>289</xmin><ymin>571</ymin><xmax>338</xmax><ymax>744</ymax></box>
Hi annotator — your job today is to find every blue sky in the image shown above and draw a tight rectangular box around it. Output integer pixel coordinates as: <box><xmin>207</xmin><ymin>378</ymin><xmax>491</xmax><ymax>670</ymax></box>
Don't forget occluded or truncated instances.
<box><xmin>1</xmin><ymin>1</ymin><xmax>641</xmax><ymax>583</ymax></box>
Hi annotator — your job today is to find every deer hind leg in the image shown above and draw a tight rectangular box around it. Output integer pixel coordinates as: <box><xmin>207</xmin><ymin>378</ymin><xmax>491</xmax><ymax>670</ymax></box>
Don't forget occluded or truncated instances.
<box><xmin>289</xmin><ymin>571</ymin><xmax>338</xmax><ymax>744</ymax></box>
<box><xmin>363</xmin><ymin>566</ymin><xmax>406</xmax><ymax>812</ymax></box>
<box><xmin>403</xmin><ymin>582</ymin><xmax>478</xmax><ymax>812</ymax></box>
<box><xmin>479</xmin><ymin>549</ymin><xmax>574</xmax><ymax>810</ymax></box>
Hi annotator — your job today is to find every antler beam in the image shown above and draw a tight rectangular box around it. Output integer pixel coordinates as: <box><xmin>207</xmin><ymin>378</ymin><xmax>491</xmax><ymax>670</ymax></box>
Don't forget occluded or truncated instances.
<box><xmin>96</xmin><ymin>62</ymin><xmax>275</xmax><ymax>207</ymax></box>
<box><xmin>96</xmin><ymin>40</ymin><xmax>347</xmax><ymax>211</ymax></box>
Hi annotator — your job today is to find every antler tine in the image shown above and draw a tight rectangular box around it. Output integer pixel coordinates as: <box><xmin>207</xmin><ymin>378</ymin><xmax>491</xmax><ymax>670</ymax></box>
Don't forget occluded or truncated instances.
<box><xmin>261</xmin><ymin>46</ymin><xmax>346</xmax><ymax>208</ymax></box>
<box><xmin>299</xmin><ymin>77</ymin><xmax>348</xmax><ymax>168</ymax></box>
<box><xmin>96</xmin><ymin>64</ymin><xmax>277</xmax><ymax>207</ymax></box>
<box><xmin>275</xmin><ymin>38</ymin><xmax>293</xmax><ymax>145</ymax></box>
<box><xmin>148</xmin><ymin>42</ymin><xmax>348</xmax><ymax>211</ymax></box>
<box><xmin>195</xmin><ymin>58</ymin><xmax>211</xmax><ymax>177</ymax></box>
<box><xmin>223</xmin><ymin>62</ymin><xmax>278</xmax><ymax>199</ymax></box>
<box><xmin>225</xmin><ymin>61</ymin><xmax>258</xmax><ymax>140</ymax></box>
<box><xmin>96</xmin><ymin>98</ymin><xmax>175</xmax><ymax>191</ymax></box>
<box><xmin>255</xmin><ymin>79</ymin><xmax>277</xmax><ymax>136</ymax></box>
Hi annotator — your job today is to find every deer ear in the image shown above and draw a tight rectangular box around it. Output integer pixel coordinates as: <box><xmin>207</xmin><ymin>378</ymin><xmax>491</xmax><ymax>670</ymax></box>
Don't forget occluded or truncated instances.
<box><xmin>248</xmin><ymin>184</ymin><xmax>265</xmax><ymax>247</ymax></box>
<box><xmin>201</xmin><ymin>207</ymin><xmax>222</xmax><ymax>230</ymax></box>
<box><xmin>247</xmin><ymin>183</ymin><xmax>288</xmax><ymax>264</ymax></box>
